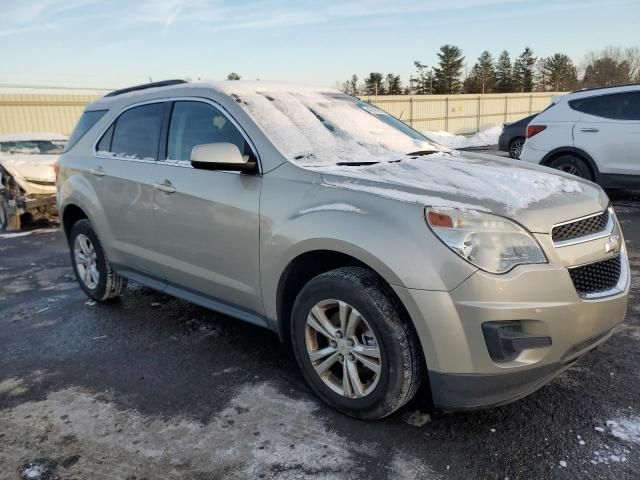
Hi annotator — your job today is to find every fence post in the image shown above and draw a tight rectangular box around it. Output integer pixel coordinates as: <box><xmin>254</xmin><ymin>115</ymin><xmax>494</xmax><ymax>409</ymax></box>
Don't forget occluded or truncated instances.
<box><xmin>477</xmin><ymin>96</ymin><xmax>481</xmax><ymax>133</ymax></box>
<box><xmin>504</xmin><ymin>96</ymin><xmax>508</xmax><ymax>123</ymax></box>
<box><xmin>445</xmin><ymin>97</ymin><xmax>449</xmax><ymax>132</ymax></box>
<box><xmin>529</xmin><ymin>94</ymin><xmax>533</xmax><ymax>115</ymax></box>
<box><xmin>409</xmin><ymin>97</ymin><xmax>414</xmax><ymax>127</ymax></box>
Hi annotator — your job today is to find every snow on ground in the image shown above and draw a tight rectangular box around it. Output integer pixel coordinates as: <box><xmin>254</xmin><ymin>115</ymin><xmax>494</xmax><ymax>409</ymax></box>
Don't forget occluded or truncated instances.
<box><xmin>0</xmin><ymin>132</ymin><xmax>67</xmax><ymax>142</ymax></box>
<box><xmin>424</xmin><ymin>126</ymin><xmax>502</xmax><ymax>149</ymax></box>
<box><xmin>0</xmin><ymin>228</ymin><xmax>59</xmax><ymax>239</ymax></box>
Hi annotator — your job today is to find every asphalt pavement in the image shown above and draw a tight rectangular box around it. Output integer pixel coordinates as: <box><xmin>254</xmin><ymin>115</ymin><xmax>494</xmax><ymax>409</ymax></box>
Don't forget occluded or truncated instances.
<box><xmin>1</xmin><ymin>193</ymin><xmax>639</xmax><ymax>480</ymax></box>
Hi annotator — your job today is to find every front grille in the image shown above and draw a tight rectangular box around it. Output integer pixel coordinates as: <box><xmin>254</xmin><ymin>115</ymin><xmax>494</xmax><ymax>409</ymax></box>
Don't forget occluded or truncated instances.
<box><xmin>568</xmin><ymin>255</ymin><xmax>621</xmax><ymax>296</ymax></box>
<box><xmin>552</xmin><ymin>210</ymin><xmax>609</xmax><ymax>243</ymax></box>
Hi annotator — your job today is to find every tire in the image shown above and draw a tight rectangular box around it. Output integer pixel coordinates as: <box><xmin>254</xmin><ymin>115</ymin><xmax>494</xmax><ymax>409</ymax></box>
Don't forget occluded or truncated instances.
<box><xmin>548</xmin><ymin>155</ymin><xmax>593</xmax><ymax>181</ymax></box>
<box><xmin>69</xmin><ymin>219</ymin><xmax>127</xmax><ymax>302</ymax></box>
<box><xmin>290</xmin><ymin>267</ymin><xmax>423</xmax><ymax>420</ymax></box>
<box><xmin>508</xmin><ymin>137</ymin><xmax>525</xmax><ymax>159</ymax></box>
<box><xmin>0</xmin><ymin>194</ymin><xmax>21</xmax><ymax>232</ymax></box>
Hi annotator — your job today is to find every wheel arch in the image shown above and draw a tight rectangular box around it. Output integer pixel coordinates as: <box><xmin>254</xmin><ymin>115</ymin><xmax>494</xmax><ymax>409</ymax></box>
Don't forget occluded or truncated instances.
<box><xmin>541</xmin><ymin>147</ymin><xmax>600</xmax><ymax>182</ymax></box>
<box><xmin>61</xmin><ymin>203</ymin><xmax>89</xmax><ymax>239</ymax></box>
<box><xmin>275</xmin><ymin>249</ymin><xmax>414</xmax><ymax>347</ymax></box>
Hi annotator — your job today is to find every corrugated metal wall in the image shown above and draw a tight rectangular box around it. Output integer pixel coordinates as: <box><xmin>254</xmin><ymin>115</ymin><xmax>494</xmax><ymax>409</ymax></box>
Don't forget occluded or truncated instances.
<box><xmin>0</xmin><ymin>90</ymin><xmax>565</xmax><ymax>137</ymax></box>
<box><xmin>360</xmin><ymin>92</ymin><xmax>565</xmax><ymax>134</ymax></box>
<box><xmin>0</xmin><ymin>92</ymin><xmax>102</xmax><ymax>135</ymax></box>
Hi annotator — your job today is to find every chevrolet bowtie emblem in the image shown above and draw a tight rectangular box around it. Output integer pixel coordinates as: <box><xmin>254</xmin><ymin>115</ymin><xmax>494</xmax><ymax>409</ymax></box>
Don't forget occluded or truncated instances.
<box><xmin>604</xmin><ymin>234</ymin><xmax>621</xmax><ymax>254</ymax></box>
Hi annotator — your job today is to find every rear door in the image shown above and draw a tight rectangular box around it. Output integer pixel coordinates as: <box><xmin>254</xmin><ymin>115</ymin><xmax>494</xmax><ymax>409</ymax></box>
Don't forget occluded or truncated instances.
<box><xmin>572</xmin><ymin>91</ymin><xmax>640</xmax><ymax>175</ymax></box>
<box><xmin>91</xmin><ymin>101</ymin><xmax>168</xmax><ymax>279</ymax></box>
<box><xmin>150</xmin><ymin>99</ymin><xmax>263</xmax><ymax>314</ymax></box>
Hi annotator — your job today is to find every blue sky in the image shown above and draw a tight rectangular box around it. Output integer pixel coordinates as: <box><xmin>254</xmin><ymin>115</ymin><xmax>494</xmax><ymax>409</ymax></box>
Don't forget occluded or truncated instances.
<box><xmin>0</xmin><ymin>0</ymin><xmax>638</xmax><ymax>89</ymax></box>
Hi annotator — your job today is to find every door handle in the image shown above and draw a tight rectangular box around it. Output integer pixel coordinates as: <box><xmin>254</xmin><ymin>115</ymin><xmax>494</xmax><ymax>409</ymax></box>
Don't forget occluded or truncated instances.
<box><xmin>580</xmin><ymin>128</ymin><xmax>599</xmax><ymax>133</ymax></box>
<box><xmin>153</xmin><ymin>180</ymin><xmax>176</xmax><ymax>194</ymax></box>
<box><xmin>90</xmin><ymin>167</ymin><xmax>105</xmax><ymax>177</ymax></box>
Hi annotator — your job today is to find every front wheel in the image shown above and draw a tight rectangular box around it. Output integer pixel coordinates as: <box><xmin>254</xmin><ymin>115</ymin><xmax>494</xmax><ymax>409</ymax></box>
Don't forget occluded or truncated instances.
<box><xmin>290</xmin><ymin>267</ymin><xmax>423</xmax><ymax>419</ymax></box>
<box><xmin>548</xmin><ymin>155</ymin><xmax>593</xmax><ymax>181</ymax></box>
<box><xmin>69</xmin><ymin>219</ymin><xmax>127</xmax><ymax>302</ymax></box>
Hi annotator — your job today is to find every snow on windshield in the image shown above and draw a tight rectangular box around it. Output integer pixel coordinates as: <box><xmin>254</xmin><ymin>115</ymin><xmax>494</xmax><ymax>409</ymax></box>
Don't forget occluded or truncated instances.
<box><xmin>220</xmin><ymin>85</ymin><xmax>441</xmax><ymax>167</ymax></box>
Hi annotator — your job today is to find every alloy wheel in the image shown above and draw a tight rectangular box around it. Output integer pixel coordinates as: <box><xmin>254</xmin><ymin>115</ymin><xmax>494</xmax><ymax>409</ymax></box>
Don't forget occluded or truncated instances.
<box><xmin>305</xmin><ymin>299</ymin><xmax>382</xmax><ymax>398</ymax></box>
<box><xmin>510</xmin><ymin>138</ymin><xmax>524</xmax><ymax>158</ymax></box>
<box><xmin>74</xmin><ymin>233</ymin><xmax>99</xmax><ymax>289</ymax></box>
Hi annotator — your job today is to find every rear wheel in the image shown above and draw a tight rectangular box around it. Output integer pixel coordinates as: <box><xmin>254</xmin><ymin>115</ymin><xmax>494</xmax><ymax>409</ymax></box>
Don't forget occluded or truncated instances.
<box><xmin>548</xmin><ymin>155</ymin><xmax>593</xmax><ymax>181</ymax></box>
<box><xmin>69</xmin><ymin>219</ymin><xmax>127</xmax><ymax>301</ymax></box>
<box><xmin>508</xmin><ymin>137</ymin><xmax>525</xmax><ymax>159</ymax></box>
<box><xmin>290</xmin><ymin>267</ymin><xmax>423</xmax><ymax>419</ymax></box>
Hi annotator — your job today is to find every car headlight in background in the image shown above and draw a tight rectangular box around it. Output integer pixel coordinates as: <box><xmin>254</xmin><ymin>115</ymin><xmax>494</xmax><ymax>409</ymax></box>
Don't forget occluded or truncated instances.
<box><xmin>425</xmin><ymin>207</ymin><xmax>547</xmax><ymax>274</ymax></box>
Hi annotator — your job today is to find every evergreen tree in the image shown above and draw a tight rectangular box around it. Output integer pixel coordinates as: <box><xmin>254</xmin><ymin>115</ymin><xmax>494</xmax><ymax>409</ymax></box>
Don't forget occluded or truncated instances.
<box><xmin>363</xmin><ymin>72</ymin><xmax>386</xmax><ymax>95</ymax></box>
<box><xmin>226</xmin><ymin>72</ymin><xmax>241</xmax><ymax>80</ymax></box>
<box><xmin>513</xmin><ymin>47</ymin><xmax>536</xmax><ymax>91</ymax></box>
<box><xmin>494</xmin><ymin>50</ymin><xmax>513</xmax><ymax>93</ymax></box>
<box><xmin>341</xmin><ymin>74</ymin><xmax>359</xmax><ymax>95</ymax></box>
<box><xmin>413</xmin><ymin>61</ymin><xmax>435</xmax><ymax>94</ymax></box>
<box><xmin>385</xmin><ymin>73</ymin><xmax>402</xmax><ymax>94</ymax></box>
<box><xmin>543</xmin><ymin>53</ymin><xmax>578</xmax><ymax>91</ymax></box>
<box><xmin>433</xmin><ymin>45</ymin><xmax>465</xmax><ymax>94</ymax></box>
<box><xmin>467</xmin><ymin>50</ymin><xmax>496</xmax><ymax>93</ymax></box>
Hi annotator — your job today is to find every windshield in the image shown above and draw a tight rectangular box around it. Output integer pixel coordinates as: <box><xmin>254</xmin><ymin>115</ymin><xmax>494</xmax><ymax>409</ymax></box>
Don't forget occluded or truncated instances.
<box><xmin>229</xmin><ymin>89</ymin><xmax>442</xmax><ymax>167</ymax></box>
<box><xmin>0</xmin><ymin>140</ymin><xmax>66</xmax><ymax>155</ymax></box>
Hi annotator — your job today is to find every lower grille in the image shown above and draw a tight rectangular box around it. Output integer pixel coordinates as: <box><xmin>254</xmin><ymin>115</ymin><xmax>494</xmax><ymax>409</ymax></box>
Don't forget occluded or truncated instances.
<box><xmin>568</xmin><ymin>255</ymin><xmax>621</xmax><ymax>297</ymax></box>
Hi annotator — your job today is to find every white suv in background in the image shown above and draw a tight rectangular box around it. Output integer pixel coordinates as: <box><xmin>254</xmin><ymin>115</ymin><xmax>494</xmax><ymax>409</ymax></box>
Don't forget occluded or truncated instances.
<box><xmin>520</xmin><ymin>84</ymin><xmax>640</xmax><ymax>188</ymax></box>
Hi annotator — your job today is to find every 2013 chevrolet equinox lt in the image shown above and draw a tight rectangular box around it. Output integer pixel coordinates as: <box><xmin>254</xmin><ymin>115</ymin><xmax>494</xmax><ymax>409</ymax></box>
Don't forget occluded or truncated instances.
<box><xmin>57</xmin><ymin>80</ymin><xmax>629</xmax><ymax>419</ymax></box>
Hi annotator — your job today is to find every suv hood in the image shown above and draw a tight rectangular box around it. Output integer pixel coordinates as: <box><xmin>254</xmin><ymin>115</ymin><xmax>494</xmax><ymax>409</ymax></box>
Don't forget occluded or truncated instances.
<box><xmin>319</xmin><ymin>151</ymin><xmax>606</xmax><ymax>234</ymax></box>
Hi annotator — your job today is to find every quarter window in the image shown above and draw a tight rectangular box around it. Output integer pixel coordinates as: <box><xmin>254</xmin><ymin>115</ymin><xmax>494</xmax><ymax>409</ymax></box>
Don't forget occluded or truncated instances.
<box><xmin>64</xmin><ymin>109</ymin><xmax>107</xmax><ymax>152</ymax></box>
<box><xmin>101</xmin><ymin>103</ymin><xmax>165</xmax><ymax>160</ymax></box>
<box><xmin>166</xmin><ymin>101</ymin><xmax>252</xmax><ymax>163</ymax></box>
<box><xmin>569</xmin><ymin>92</ymin><xmax>640</xmax><ymax>120</ymax></box>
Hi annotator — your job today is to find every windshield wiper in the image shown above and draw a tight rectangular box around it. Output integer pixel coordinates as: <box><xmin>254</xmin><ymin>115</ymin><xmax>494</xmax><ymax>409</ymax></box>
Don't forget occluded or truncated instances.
<box><xmin>406</xmin><ymin>150</ymin><xmax>439</xmax><ymax>156</ymax></box>
<box><xmin>335</xmin><ymin>161</ymin><xmax>380</xmax><ymax>166</ymax></box>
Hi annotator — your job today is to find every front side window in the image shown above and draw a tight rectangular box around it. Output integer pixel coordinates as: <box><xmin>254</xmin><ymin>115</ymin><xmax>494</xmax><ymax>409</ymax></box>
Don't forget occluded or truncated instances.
<box><xmin>100</xmin><ymin>103</ymin><xmax>165</xmax><ymax>160</ymax></box>
<box><xmin>166</xmin><ymin>101</ymin><xmax>252</xmax><ymax>163</ymax></box>
<box><xmin>569</xmin><ymin>92</ymin><xmax>640</xmax><ymax>120</ymax></box>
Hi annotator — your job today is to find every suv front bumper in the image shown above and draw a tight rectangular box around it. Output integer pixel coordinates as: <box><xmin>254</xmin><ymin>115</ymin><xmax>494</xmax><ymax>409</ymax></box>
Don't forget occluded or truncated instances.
<box><xmin>393</xmin><ymin>250</ymin><xmax>629</xmax><ymax>410</ymax></box>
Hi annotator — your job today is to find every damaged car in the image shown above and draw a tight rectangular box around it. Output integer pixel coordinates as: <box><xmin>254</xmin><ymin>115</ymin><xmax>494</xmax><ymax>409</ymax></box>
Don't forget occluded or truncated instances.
<box><xmin>0</xmin><ymin>133</ymin><xmax>65</xmax><ymax>231</ymax></box>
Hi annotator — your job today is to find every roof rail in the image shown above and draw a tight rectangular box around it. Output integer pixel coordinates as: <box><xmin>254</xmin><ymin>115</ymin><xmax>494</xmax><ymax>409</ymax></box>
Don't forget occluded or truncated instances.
<box><xmin>570</xmin><ymin>82</ymin><xmax>640</xmax><ymax>94</ymax></box>
<box><xmin>104</xmin><ymin>79</ymin><xmax>188</xmax><ymax>98</ymax></box>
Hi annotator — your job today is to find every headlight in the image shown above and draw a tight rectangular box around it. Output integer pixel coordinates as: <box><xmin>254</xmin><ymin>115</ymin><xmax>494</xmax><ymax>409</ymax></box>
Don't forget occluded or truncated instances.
<box><xmin>425</xmin><ymin>207</ymin><xmax>547</xmax><ymax>274</ymax></box>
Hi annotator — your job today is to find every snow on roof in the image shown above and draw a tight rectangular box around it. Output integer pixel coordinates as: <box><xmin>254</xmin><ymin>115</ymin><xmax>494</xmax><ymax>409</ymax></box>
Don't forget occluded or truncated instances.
<box><xmin>0</xmin><ymin>132</ymin><xmax>67</xmax><ymax>142</ymax></box>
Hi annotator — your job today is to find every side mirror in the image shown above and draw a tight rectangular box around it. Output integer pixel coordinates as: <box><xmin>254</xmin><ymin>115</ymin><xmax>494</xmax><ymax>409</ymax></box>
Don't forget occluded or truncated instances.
<box><xmin>191</xmin><ymin>143</ymin><xmax>256</xmax><ymax>172</ymax></box>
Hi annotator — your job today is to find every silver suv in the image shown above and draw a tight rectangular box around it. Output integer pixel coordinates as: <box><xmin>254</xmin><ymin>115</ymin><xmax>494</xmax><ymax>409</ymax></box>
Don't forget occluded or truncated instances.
<box><xmin>57</xmin><ymin>80</ymin><xmax>629</xmax><ymax>419</ymax></box>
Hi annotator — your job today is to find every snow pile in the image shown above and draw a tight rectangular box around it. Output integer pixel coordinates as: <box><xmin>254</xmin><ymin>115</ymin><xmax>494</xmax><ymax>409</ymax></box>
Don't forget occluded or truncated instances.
<box><xmin>424</xmin><ymin>125</ymin><xmax>502</xmax><ymax>149</ymax></box>
<box><xmin>322</xmin><ymin>153</ymin><xmax>582</xmax><ymax>212</ymax></box>
<box><xmin>213</xmin><ymin>82</ymin><xmax>443</xmax><ymax>167</ymax></box>
<box><xmin>0</xmin><ymin>132</ymin><xmax>67</xmax><ymax>142</ymax></box>
<box><xmin>607</xmin><ymin>418</ymin><xmax>640</xmax><ymax>443</ymax></box>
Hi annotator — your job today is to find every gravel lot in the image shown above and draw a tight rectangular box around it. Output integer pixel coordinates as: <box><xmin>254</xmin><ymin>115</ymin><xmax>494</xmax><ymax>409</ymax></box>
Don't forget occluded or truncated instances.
<box><xmin>1</xmin><ymin>192</ymin><xmax>639</xmax><ymax>480</ymax></box>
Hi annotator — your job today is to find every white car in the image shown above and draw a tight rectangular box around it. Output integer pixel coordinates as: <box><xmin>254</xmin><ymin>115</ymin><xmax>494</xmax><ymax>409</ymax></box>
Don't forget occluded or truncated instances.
<box><xmin>520</xmin><ymin>84</ymin><xmax>640</xmax><ymax>188</ymax></box>
<box><xmin>0</xmin><ymin>133</ymin><xmax>66</xmax><ymax>231</ymax></box>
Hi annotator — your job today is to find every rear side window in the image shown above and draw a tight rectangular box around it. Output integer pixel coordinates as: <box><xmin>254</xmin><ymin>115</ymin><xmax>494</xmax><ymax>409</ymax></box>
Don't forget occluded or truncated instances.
<box><xmin>166</xmin><ymin>101</ymin><xmax>253</xmax><ymax>162</ymax></box>
<box><xmin>569</xmin><ymin>92</ymin><xmax>640</xmax><ymax>120</ymax></box>
<box><xmin>103</xmin><ymin>103</ymin><xmax>165</xmax><ymax>160</ymax></box>
<box><xmin>64</xmin><ymin>110</ymin><xmax>107</xmax><ymax>152</ymax></box>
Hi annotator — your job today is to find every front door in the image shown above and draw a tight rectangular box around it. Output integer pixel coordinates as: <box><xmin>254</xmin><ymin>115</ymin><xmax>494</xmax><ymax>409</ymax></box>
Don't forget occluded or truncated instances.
<box><xmin>150</xmin><ymin>100</ymin><xmax>263</xmax><ymax>314</ymax></box>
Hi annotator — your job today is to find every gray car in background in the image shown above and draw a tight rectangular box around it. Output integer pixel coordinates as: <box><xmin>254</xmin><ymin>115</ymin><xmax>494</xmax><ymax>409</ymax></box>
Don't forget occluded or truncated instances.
<box><xmin>57</xmin><ymin>80</ymin><xmax>629</xmax><ymax>419</ymax></box>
